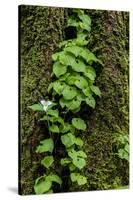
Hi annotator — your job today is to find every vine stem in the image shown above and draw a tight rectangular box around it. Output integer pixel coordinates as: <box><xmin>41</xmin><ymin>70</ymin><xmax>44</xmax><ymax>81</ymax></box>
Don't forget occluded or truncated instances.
<box><xmin>46</xmin><ymin>112</ymin><xmax>52</xmax><ymax>138</ymax></box>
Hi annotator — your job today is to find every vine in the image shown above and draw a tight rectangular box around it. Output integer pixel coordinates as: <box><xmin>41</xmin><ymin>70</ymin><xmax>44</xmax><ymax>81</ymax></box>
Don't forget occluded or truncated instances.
<box><xmin>29</xmin><ymin>9</ymin><xmax>102</xmax><ymax>194</ymax></box>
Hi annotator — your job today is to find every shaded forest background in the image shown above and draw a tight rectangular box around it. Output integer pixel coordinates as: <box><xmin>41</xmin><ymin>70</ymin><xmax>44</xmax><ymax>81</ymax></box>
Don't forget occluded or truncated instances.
<box><xmin>19</xmin><ymin>5</ymin><xmax>129</xmax><ymax>195</ymax></box>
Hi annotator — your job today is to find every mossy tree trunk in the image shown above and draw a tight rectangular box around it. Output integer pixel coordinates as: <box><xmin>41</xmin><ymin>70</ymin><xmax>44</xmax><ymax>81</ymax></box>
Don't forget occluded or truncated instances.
<box><xmin>19</xmin><ymin>5</ymin><xmax>129</xmax><ymax>195</ymax></box>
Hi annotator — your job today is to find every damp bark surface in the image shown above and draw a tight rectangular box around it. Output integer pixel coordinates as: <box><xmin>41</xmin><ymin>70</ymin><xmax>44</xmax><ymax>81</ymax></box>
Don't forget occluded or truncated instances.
<box><xmin>19</xmin><ymin>5</ymin><xmax>129</xmax><ymax>195</ymax></box>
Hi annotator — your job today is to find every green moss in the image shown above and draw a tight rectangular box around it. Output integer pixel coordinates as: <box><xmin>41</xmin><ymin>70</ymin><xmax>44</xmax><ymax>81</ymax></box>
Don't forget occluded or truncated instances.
<box><xmin>19</xmin><ymin>6</ymin><xmax>129</xmax><ymax>194</ymax></box>
<box><xmin>19</xmin><ymin>5</ymin><xmax>67</xmax><ymax>195</ymax></box>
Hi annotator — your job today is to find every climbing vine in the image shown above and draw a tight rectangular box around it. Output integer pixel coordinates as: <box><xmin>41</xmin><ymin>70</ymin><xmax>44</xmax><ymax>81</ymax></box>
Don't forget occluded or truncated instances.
<box><xmin>29</xmin><ymin>9</ymin><xmax>102</xmax><ymax>194</ymax></box>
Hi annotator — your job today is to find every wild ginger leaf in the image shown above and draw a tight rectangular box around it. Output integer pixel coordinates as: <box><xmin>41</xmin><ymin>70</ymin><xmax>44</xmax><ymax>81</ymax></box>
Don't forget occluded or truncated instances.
<box><xmin>90</xmin><ymin>85</ymin><xmax>101</xmax><ymax>97</ymax></box>
<box><xmin>59</xmin><ymin>52</ymin><xmax>76</xmax><ymax>66</ymax></box>
<box><xmin>70</xmin><ymin>173</ymin><xmax>87</xmax><ymax>185</ymax></box>
<box><xmin>53</xmin><ymin>81</ymin><xmax>65</xmax><ymax>95</ymax></box>
<box><xmin>71</xmin><ymin>59</ymin><xmax>87</xmax><ymax>73</ymax></box>
<box><xmin>75</xmin><ymin>137</ymin><xmax>84</xmax><ymax>147</ymax></box>
<box><xmin>67</xmin><ymin>98</ymin><xmax>81</xmax><ymax>111</ymax></box>
<box><xmin>49</xmin><ymin>124</ymin><xmax>59</xmax><ymax>133</ymax></box>
<box><xmin>61</xmin><ymin>133</ymin><xmax>75</xmax><ymax>148</ymax></box>
<box><xmin>53</xmin><ymin>61</ymin><xmax>67</xmax><ymax>78</ymax></box>
<box><xmin>86</xmin><ymin>96</ymin><xmax>96</xmax><ymax>108</ymax></box>
<box><xmin>47</xmin><ymin>109</ymin><xmax>59</xmax><ymax>117</ymax></box>
<box><xmin>73</xmin><ymin>157</ymin><xmax>86</xmax><ymax>169</ymax></box>
<box><xmin>61</xmin><ymin>158</ymin><xmax>71</xmax><ymax>166</ymax></box>
<box><xmin>64</xmin><ymin>46</ymin><xmax>83</xmax><ymax>57</ymax></box>
<box><xmin>28</xmin><ymin>104</ymin><xmax>43</xmax><ymax>111</ymax></box>
<box><xmin>46</xmin><ymin>174</ymin><xmax>62</xmax><ymax>185</ymax></box>
<box><xmin>34</xmin><ymin>176</ymin><xmax>52</xmax><ymax>194</ymax></box>
<box><xmin>83</xmin><ymin>66</ymin><xmax>96</xmax><ymax>81</ymax></box>
<box><xmin>75</xmin><ymin>76</ymin><xmax>88</xmax><ymax>89</ymax></box>
<box><xmin>36</xmin><ymin>138</ymin><xmax>54</xmax><ymax>153</ymax></box>
<box><xmin>41</xmin><ymin>156</ymin><xmax>54</xmax><ymax>169</ymax></box>
<box><xmin>72</xmin><ymin>118</ymin><xmax>87</xmax><ymax>130</ymax></box>
<box><xmin>78</xmin><ymin>14</ymin><xmax>91</xmax><ymax>31</ymax></box>
<box><xmin>62</xmin><ymin>86</ymin><xmax>77</xmax><ymax>100</ymax></box>
<box><xmin>83</xmin><ymin>87</ymin><xmax>92</xmax><ymax>97</ymax></box>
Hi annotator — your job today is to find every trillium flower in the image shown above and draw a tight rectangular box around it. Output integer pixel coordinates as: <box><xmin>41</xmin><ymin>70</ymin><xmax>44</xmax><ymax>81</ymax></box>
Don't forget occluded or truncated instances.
<box><xmin>40</xmin><ymin>100</ymin><xmax>53</xmax><ymax>111</ymax></box>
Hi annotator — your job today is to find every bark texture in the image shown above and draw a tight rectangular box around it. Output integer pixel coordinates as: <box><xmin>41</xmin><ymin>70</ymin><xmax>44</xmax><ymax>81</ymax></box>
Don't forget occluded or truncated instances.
<box><xmin>19</xmin><ymin>5</ymin><xmax>129</xmax><ymax>195</ymax></box>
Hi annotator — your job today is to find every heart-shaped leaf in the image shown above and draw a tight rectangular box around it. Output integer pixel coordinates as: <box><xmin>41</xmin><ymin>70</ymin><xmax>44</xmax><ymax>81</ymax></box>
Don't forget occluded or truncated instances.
<box><xmin>86</xmin><ymin>96</ymin><xmax>96</xmax><ymax>108</ymax></box>
<box><xmin>62</xmin><ymin>86</ymin><xmax>77</xmax><ymax>100</ymax></box>
<box><xmin>46</xmin><ymin>174</ymin><xmax>62</xmax><ymax>185</ymax></box>
<box><xmin>75</xmin><ymin>76</ymin><xmax>88</xmax><ymax>89</ymax></box>
<box><xmin>49</xmin><ymin>124</ymin><xmax>59</xmax><ymax>133</ymax></box>
<box><xmin>47</xmin><ymin>109</ymin><xmax>59</xmax><ymax>117</ymax></box>
<box><xmin>84</xmin><ymin>66</ymin><xmax>96</xmax><ymax>81</ymax></box>
<box><xmin>70</xmin><ymin>173</ymin><xmax>87</xmax><ymax>185</ymax></box>
<box><xmin>53</xmin><ymin>81</ymin><xmax>65</xmax><ymax>95</ymax></box>
<box><xmin>41</xmin><ymin>156</ymin><xmax>54</xmax><ymax>169</ymax></box>
<box><xmin>71</xmin><ymin>59</ymin><xmax>87</xmax><ymax>73</ymax></box>
<box><xmin>34</xmin><ymin>176</ymin><xmax>52</xmax><ymax>194</ymax></box>
<box><xmin>53</xmin><ymin>61</ymin><xmax>67</xmax><ymax>78</ymax></box>
<box><xmin>36</xmin><ymin>138</ymin><xmax>54</xmax><ymax>153</ymax></box>
<box><xmin>72</xmin><ymin>118</ymin><xmax>86</xmax><ymax>130</ymax></box>
<box><xmin>61</xmin><ymin>158</ymin><xmax>71</xmax><ymax>166</ymax></box>
<box><xmin>90</xmin><ymin>85</ymin><xmax>101</xmax><ymax>97</ymax></box>
<box><xmin>61</xmin><ymin>133</ymin><xmax>75</xmax><ymax>148</ymax></box>
<box><xmin>28</xmin><ymin>104</ymin><xmax>43</xmax><ymax>111</ymax></box>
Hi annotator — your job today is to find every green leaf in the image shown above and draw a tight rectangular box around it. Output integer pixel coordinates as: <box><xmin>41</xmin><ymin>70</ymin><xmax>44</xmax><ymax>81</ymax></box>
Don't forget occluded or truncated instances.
<box><xmin>53</xmin><ymin>81</ymin><xmax>65</xmax><ymax>95</ymax></box>
<box><xmin>86</xmin><ymin>96</ymin><xmax>96</xmax><ymax>108</ymax></box>
<box><xmin>59</xmin><ymin>123</ymin><xmax>75</xmax><ymax>133</ymax></box>
<box><xmin>67</xmin><ymin>98</ymin><xmax>81</xmax><ymax>111</ymax></box>
<box><xmin>72</xmin><ymin>118</ymin><xmax>87</xmax><ymax>130</ymax></box>
<box><xmin>41</xmin><ymin>156</ymin><xmax>54</xmax><ymax>169</ymax></box>
<box><xmin>70</xmin><ymin>173</ymin><xmax>79</xmax><ymax>182</ymax></box>
<box><xmin>62</xmin><ymin>86</ymin><xmax>77</xmax><ymax>100</ymax></box>
<box><xmin>34</xmin><ymin>176</ymin><xmax>52</xmax><ymax>194</ymax></box>
<box><xmin>36</xmin><ymin>138</ymin><xmax>54</xmax><ymax>153</ymax></box>
<box><xmin>45</xmin><ymin>189</ymin><xmax>53</xmax><ymax>194</ymax></box>
<box><xmin>66</xmin><ymin>75</ymin><xmax>78</xmax><ymax>85</ymax></box>
<box><xmin>46</xmin><ymin>174</ymin><xmax>62</xmax><ymax>185</ymax></box>
<box><xmin>85</xmin><ymin>52</ymin><xmax>97</xmax><ymax>63</ymax></box>
<box><xmin>118</xmin><ymin>149</ymin><xmax>129</xmax><ymax>161</ymax></box>
<box><xmin>67</xmin><ymin>16</ymin><xmax>78</xmax><ymax>27</ymax></box>
<box><xmin>49</xmin><ymin>124</ymin><xmax>59</xmax><ymax>133</ymax></box>
<box><xmin>28</xmin><ymin>104</ymin><xmax>43</xmax><ymax>111</ymax></box>
<box><xmin>73</xmin><ymin>157</ymin><xmax>86</xmax><ymax>169</ymax></box>
<box><xmin>75</xmin><ymin>76</ymin><xmax>88</xmax><ymax>89</ymax></box>
<box><xmin>76</xmin><ymin>150</ymin><xmax>87</xmax><ymax>158</ymax></box>
<box><xmin>90</xmin><ymin>85</ymin><xmax>101</xmax><ymax>97</ymax></box>
<box><xmin>52</xmin><ymin>52</ymin><xmax>60</xmax><ymax>61</ymax></box>
<box><xmin>61</xmin><ymin>133</ymin><xmax>75</xmax><ymax>148</ymax></box>
<box><xmin>59</xmin><ymin>73</ymin><xmax>70</xmax><ymax>81</ymax></box>
<box><xmin>69</xmin><ymin>163</ymin><xmax>76</xmax><ymax>171</ymax></box>
<box><xmin>78</xmin><ymin>14</ymin><xmax>91</xmax><ymax>31</ymax></box>
<box><xmin>71</xmin><ymin>59</ymin><xmax>87</xmax><ymax>73</ymax></box>
<box><xmin>65</xmin><ymin>46</ymin><xmax>82</xmax><ymax>57</ymax></box>
<box><xmin>125</xmin><ymin>144</ymin><xmax>129</xmax><ymax>152</ymax></box>
<box><xmin>61</xmin><ymin>158</ymin><xmax>71</xmax><ymax>166</ymax></box>
<box><xmin>80</xmin><ymin>48</ymin><xmax>91</xmax><ymax>62</ymax></box>
<box><xmin>47</xmin><ymin>109</ymin><xmax>59</xmax><ymax>117</ymax></box>
<box><xmin>68</xmin><ymin>149</ymin><xmax>87</xmax><ymax>169</ymax></box>
<box><xmin>75</xmin><ymin>137</ymin><xmax>83</xmax><ymax>147</ymax></box>
<box><xmin>70</xmin><ymin>173</ymin><xmax>87</xmax><ymax>185</ymax></box>
<box><xmin>84</xmin><ymin>66</ymin><xmax>96</xmax><ymax>81</ymax></box>
<box><xmin>53</xmin><ymin>61</ymin><xmax>67</xmax><ymax>78</ymax></box>
<box><xmin>59</xmin><ymin>52</ymin><xmax>76</xmax><ymax>66</ymax></box>
<box><xmin>83</xmin><ymin>87</ymin><xmax>92</xmax><ymax>97</ymax></box>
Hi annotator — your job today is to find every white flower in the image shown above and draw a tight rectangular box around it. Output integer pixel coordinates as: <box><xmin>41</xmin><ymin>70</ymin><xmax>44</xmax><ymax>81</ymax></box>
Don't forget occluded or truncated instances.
<box><xmin>40</xmin><ymin>100</ymin><xmax>53</xmax><ymax>111</ymax></box>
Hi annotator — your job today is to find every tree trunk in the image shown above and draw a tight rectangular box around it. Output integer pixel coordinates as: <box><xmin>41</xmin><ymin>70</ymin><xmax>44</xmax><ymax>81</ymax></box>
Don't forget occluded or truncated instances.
<box><xmin>19</xmin><ymin>5</ymin><xmax>129</xmax><ymax>195</ymax></box>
